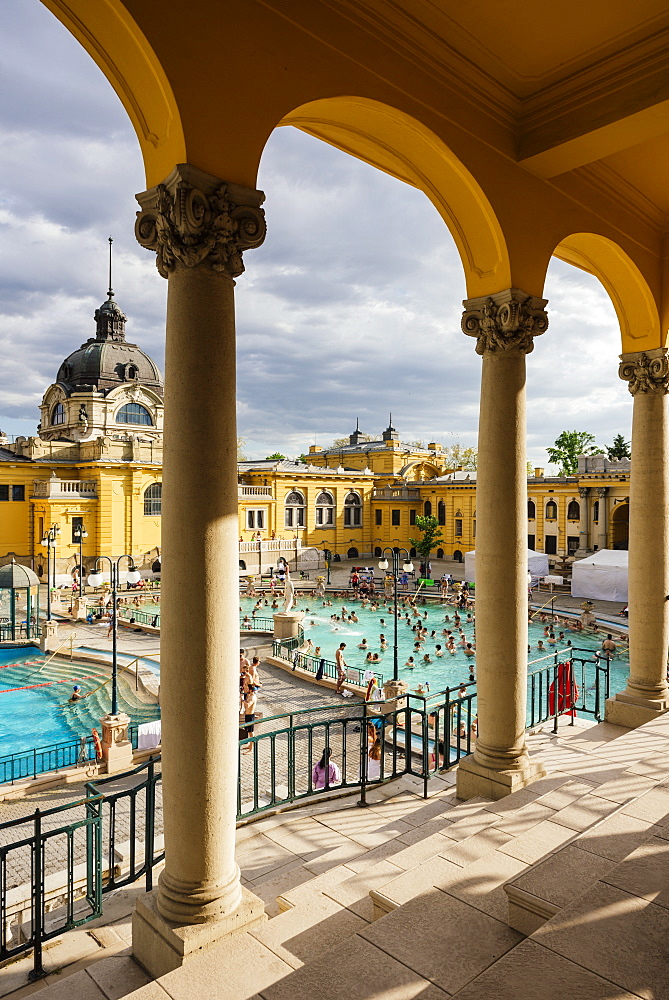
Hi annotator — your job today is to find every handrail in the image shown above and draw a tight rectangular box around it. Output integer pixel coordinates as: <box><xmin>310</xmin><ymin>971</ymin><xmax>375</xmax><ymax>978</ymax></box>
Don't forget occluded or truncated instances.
<box><xmin>37</xmin><ymin>630</ymin><xmax>78</xmax><ymax>672</ymax></box>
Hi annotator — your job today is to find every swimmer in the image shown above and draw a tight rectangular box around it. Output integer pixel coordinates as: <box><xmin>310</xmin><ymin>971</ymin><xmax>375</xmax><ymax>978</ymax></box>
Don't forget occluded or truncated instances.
<box><xmin>435</xmin><ymin>644</ymin><xmax>443</xmax><ymax>656</ymax></box>
<box><xmin>69</xmin><ymin>684</ymin><xmax>86</xmax><ymax>702</ymax></box>
<box><xmin>537</xmin><ymin>640</ymin><xmax>545</xmax><ymax>651</ymax></box>
<box><xmin>464</xmin><ymin>643</ymin><xmax>475</xmax><ymax>656</ymax></box>
<box><xmin>358</xmin><ymin>638</ymin><xmax>368</xmax><ymax>649</ymax></box>
<box><xmin>458</xmin><ymin>683</ymin><xmax>467</xmax><ymax>698</ymax></box>
<box><xmin>405</xmin><ymin>656</ymin><xmax>415</xmax><ymax>668</ymax></box>
<box><xmin>423</xmin><ymin>653</ymin><xmax>432</xmax><ymax>664</ymax></box>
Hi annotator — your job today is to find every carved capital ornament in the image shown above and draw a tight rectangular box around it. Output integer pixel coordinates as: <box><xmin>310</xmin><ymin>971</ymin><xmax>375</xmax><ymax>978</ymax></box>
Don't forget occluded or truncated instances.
<box><xmin>135</xmin><ymin>164</ymin><xmax>266</xmax><ymax>279</ymax></box>
<box><xmin>619</xmin><ymin>350</ymin><xmax>669</xmax><ymax>396</ymax></box>
<box><xmin>462</xmin><ymin>288</ymin><xmax>549</xmax><ymax>356</ymax></box>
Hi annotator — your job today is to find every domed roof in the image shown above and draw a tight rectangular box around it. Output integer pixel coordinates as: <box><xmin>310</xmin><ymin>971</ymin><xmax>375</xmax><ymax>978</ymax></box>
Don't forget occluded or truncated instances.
<box><xmin>56</xmin><ymin>290</ymin><xmax>163</xmax><ymax>397</ymax></box>
<box><xmin>0</xmin><ymin>559</ymin><xmax>40</xmax><ymax>589</ymax></box>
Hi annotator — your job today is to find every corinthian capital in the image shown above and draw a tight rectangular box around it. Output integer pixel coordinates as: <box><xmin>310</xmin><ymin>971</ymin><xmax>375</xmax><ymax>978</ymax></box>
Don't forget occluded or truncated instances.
<box><xmin>578</xmin><ymin>487</ymin><xmax>589</xmax><ymax>498</ymax></box>
<box><xmin>461</xmin><ymin>288</ymin><xmax>548</xmax><ymax>356</ymax></box>
<box><xmin>619</xmin><ymin>349</ymin><xmax>669</xmax><ymax>396</ymax></box>
<box><xmin>135</xmin><ymin>164</ymin><xmax>266</xmax><ymax>279</ymax></box>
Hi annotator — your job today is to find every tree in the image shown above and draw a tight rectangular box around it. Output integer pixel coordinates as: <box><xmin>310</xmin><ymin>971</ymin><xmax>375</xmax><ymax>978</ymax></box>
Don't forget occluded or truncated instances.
<box><xmin>606</xmin><ymin>434</ymin><xmax>631</xmax><ymax>461</ymax></box>
<box><xmin>331</xmin><ymin>434</ymin><xmax>373</xmax><ymax>447</ymax></box>
<box><xmin>443</xmin><ymin>442</ymin><xmax>478</xmax><ymax>470</ymax></box>
<box><xmin>265</xmin><ymin>452</ymin><xmax>286</xmax><ymax>461</ymax></box>
<box><xmin>410</xmin><ymin>515</ymin><xmax>444</xmax><ymax>581</ymax></box>
<box><xmin>237</xmin><ymin>437</ymin><xmax>246</xmax><ymax>461</ymax></box>
<box><xmin>546</xmin><ymin>431</ymin><xmax>599</xmax><ymax>476</ymax></box>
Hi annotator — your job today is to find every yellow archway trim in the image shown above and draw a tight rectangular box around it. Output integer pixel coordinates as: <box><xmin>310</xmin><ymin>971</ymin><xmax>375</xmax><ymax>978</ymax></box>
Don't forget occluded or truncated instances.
<box><xmin>41</xmin><ymin>0</ymin><xmax>185</xmax><ymax>185</ymax></box>
<box><xmin>554</xmin><ymin>234</ymin><xmax>661</xmax><ymax>354</ymax></box>
<box><xmin>279</xmin><ymin>98</ymin><xmax>510</xmax><ymax>298</ymax></box>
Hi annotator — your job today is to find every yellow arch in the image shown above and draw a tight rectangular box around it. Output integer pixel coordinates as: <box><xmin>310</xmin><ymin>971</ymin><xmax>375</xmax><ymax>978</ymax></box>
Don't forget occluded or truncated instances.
<box><xmin>554</xmin><ymin>234</ymin><xmax>661</xmax><ymax>354</ymax></box>
<box><xmin>279</xmin><ymin>98</ymin><xmax>510</xmax><ymax>298</ymax></box>
<box><xmin>41</xmin><ymin>0</ymin><xmax>185</xmax><ymax>185</ymax></box>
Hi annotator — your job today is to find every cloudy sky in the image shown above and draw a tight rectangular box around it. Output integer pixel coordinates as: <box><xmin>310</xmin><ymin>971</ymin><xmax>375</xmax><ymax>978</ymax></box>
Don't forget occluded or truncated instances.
<box><xmin>0</xmin><ymin>1</ymin><xmax>630</xmax><ymax>469</ymax></box>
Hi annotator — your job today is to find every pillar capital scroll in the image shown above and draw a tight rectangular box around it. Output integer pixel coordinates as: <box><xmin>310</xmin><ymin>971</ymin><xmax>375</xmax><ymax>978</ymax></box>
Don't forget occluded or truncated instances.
<box><xmin>619</xmin><ymin>349</ymin><xmax>669</xmax><ymax>396</ymax></box>
<box><xmin>461</xmin><ymin>288</ymin><xmax>548</xmax><ymax>356</ymax></box>
<box><xmin>135</xmin><ymin>163</ymin><xmax>266</xmax><ymax>279</ymax></box>
<box><xmin>578</xmin><ymin>487</ymin><xmax>590</xmax><ymax>498</ymax></box>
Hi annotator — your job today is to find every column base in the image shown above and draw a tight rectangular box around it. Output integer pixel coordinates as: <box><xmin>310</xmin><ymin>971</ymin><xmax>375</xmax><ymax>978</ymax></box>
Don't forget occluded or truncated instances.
<box><xmin>456</xmin><ymin>755</ymin><xmax>546</xmax><ymax>801</ymax></box>
<box><xmin>272</xmin><ymin>611</ymin><xmax>304</xmax><ymax>641</ymax></box>
<box><xmin>100</xmin><ymin>713</ymin><xmax>134</xmax><ymax>774</ymax></box>
<box><xmin>132</xmin><ymin>885</ymin><xmax>266</xmax><ymax>979</ymax></box>
<box><xmin>605</xmin><ymin>692</ymin><xmax>669</xmax><ymax>729</ymax></box>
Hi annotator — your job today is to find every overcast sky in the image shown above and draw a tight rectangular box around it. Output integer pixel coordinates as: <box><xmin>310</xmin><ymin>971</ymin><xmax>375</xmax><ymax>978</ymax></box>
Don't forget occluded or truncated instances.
<box><xmin>0</xmin><ymin>1</ymin><xmax>630</xmax><ymax>470</ymax></box>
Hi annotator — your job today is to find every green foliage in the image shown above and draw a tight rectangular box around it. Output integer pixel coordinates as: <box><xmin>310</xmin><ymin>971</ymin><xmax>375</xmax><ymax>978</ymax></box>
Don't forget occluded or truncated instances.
<box><xmin>410</xmin><ymin>515</ymin><xmax>444</xmax><ymax>578</ymax></box>
<box><xmin>237</xmin><ymin>437</ymin><xmax>246</xmax><ymax>461</ymax></box>
<box><xmin>546</xmin><ymin>430</ymin><xmax>599</xmax><ymax>476</ymax></box>
<box><xmin>443</xmin><ymin>442</ymin><xmax>478</xmax><ymax>470</ymax></box>
<box><xmin>606</xmin><ymin>434</ymin><xmax>631</xmax><ymax>461</ymax></box>
<box><xmin>265</xmin><ymin>452</ymin><xmax>286</xmax><ymax>461</ymax></box>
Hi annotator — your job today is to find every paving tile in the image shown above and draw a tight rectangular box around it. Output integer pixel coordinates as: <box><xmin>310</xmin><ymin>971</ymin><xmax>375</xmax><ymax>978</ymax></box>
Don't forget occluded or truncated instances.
<box><xmin>313</xmin><ymin>807</ymin><xmax>413</xmax><ymax>848</ymax></box>
<box><xmin>625</xmin><ymin>754</ymin><xmax>669</xmax><ymax>781</ymax></box>
<box><xmin>602</xmin><ymin>837</ymin><xmax>669</xmax><ymax>909</ymax></box>
<box><xmin>497</xmin><ymin>821</ymin><xmax>574</xmax><ymax>864</ymax></box>
<box><xmin>373</xmin><ymin>856</ymin><xmax>462</xmax><ymax>907</ymax></box>
<box><xmin>384</xmin><ymin>831</ymin><xmax>456</xmax><ymax>870</ymax></box>
<box><xmin>86</xmin><ymin>955</ymin><xmax>151</xmax><ymax>999</ymax></box>
<box><xmin>399</xmin><ymin>794</ymin><xmax>458</xmax><ymax>828</ymax></box>
<box><xmin>438</xmin><ymin>808</ymin><xmax>499</xmax><ymax>842</ymax></box>
<box><xmin>343</xmin><ymin>838</ymin><xmax>413</xmax><ymax>872</ymax></box>
<box><xmin>300</xmin><ymin>839</ymin><xmax>366</xmax><ymax>875</ymax></box>
<box><xmin>237</xmin><ymin>834</ymin><xmax>301</xmax><ymax>880</ymax></box>
<box><xmin>441</xmin><ymin>827</ymin><xmax>513</xmax><ymax>868</ymax></box>
<box><xmin>259</xmin><ymin>934</ymin><xmax>446</xmax><ymax>1000</ymax></box>
<box><xmin>486</xmin><ymin>801</ymin><xmax>557</xmax><ymax>837</ymax></box>
<box><xmin>621</xmin><ymin>786</ymin><xmax>669</xmax><ymax>826</ymax></box>
<box><xmin>481</xmin><ymin>785</ymin><xmax>541</xmax><ymax>815</ymax></box>
<box><xmin>159</xmin><ymin>931</ymin><xmax>292</xmax><ymax>1000</ymax></box>
<box><xmin>20</xmin><ymin>971</ymin><xmax>106</xmax><ymax>1000</ymax></box>
<box><xmin>437</xmin><ymin>851</ymin><xmax>527</xmax><ymax>922</ymax></box>
<box><xmin>549</xmin><ymin>792</ymin><xmax>619</xmax><ymax>832</ymax></box>
<box><xmin>251</xmin><ymin>893</ymin><xmax>366</xmax><ymax>970</ymax></box>
<box><xmin>577</xmin><ymin>812</ymin><xmax>655</xmax><ymax>862</ymax></box>
<box><xmin>449</xmin><ymin>938</ymin><xmax>641</xmax><ymax>1000</ymax></box>
<box><xmin>534</xmin><ymin>881</ymin><xmax>669</xmax><ymax>999</ymax></box>
<box><xmin>534</xmin><ymin>779</ymin><xmax>602</xmax><ymax>811</ymax></box>
<box><xmin>590</xmin><ymin>772</ymin><xmax>658</xmax><ymax>804</ymax></box>
<box><xmin>110</xmin><ymin>985</ymin><xmax>170</xmax><ymax>999</ymax></box>
<box><xmin>360</xmin><ymin>887</ymin><xmax>522</xmax><ymax>994</ymax></box>
<box><xmin>261</xmin><ymin>817</ymin><xmax>354</xmax><ymax>858</ymax></box>
<box><xmin>394</xmin><ymin>818</ymin><xmax>456</xmax><ymax>846</ymax></box>
<box><xmin>324</xmin><ymin>860</ymin><xmax>403</xmax><ymax>907</ymax></box>
<box><xmin>250</xmin><ymin>864</ymin><xmax>317</xmax><ymax>918</ymax></box>
<box><xmin>510</xmin><ymin>845</ymin><xmax>615</xmax><ymax>909</ymax></box>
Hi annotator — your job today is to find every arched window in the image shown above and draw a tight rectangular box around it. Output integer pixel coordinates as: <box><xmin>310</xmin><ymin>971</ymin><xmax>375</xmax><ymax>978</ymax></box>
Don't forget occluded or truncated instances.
<box><xmin>116</xmin><ymin>403</ymin><xmax>153</xmax><ymax>425</ymax></box>
<box><xmin>315</xmin><ymin>490</ymin><xmax>334</xmax><ymax>526</ymax></box>
<box><xmin>545</xmin><ymin>500</ymin><xmax>558</xmax><ymax>520</ymax></box>
<box><xmin>344</xmin><ymin>491</ymin><xmax>362</xmax><ymax>527</ymax></box>
<box><xmin>437</xmin><ymin>548</ymin><xmax>444</xmax><ymax>558</ymax></box>
<box><xmin>528</xmin><ymin>500</ymin><xmax>536</xmax><ymax>519</ymax></box>
<box><xmin>347</xmin><ymin>547</ymin><xmax>359</xmax><ymax>559</ymax></box>
<box><xmin>424</xmin><ymin>500</ymin><xmax>432</xmax><ymax>517</ymax></box>
<box><xmin>593</xmin><ymin>500</ymin><xmax>600</xmax><ymax>522</ymax></box>
<box><xmin>437</xmin><ymin>500</ymin><xmax>446</xmax><ymax>525</ymax></box>
<box><xmin>51</xmin><ymin>402</ymin><xmax>65</xmax><ymax>426</ymax></box>
<box><xmin>567</xmin><ymin>499</ymin><xmax>580</xmax><ymax>520</ymax></box>
<box><xmin>284</xmin><ymin>490</ymin><xmax>305</xmax><ymax>528</ymax></box>
<box><xmin>374</xmin><ymin>546</ymin><xmax>382</xmax><ymax>557</ymax></box>
<box><xmin>144</xmin><ymin>482</ymin><xmax>162</xmax><ymax>516</ymax></box>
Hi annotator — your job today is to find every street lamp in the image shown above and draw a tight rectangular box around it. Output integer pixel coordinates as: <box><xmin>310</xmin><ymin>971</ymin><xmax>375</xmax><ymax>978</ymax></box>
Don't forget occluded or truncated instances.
<box><xmin>324</xmin><ymin>549</ymin><xmax>332</xmax><ymax>586</ymax></box>
<box><xmin>73</xmin><ymin>524</ymin><xmax>88</xmax><ymax>595</ymax></box>
<box><xmin>378</xmin><ymin>547</ymin><xmax>414</xmax><ymax>681</ymax></box>
<box><xmin>40</xmin><ymin>524</ymin><xmax>61</xmax><ymax>621</ymax></box>
<box><xmin>87</xmin><ymin>555</ymin><xmax>141</xmax><ymax>715</ymax></box>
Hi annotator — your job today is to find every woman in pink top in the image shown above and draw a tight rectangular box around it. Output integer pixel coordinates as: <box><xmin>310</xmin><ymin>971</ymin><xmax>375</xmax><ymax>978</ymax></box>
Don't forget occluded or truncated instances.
<box><xmin>312</xmin><ymin>748</ymin><xmax>341</xmax><ymax>790</ymax></box>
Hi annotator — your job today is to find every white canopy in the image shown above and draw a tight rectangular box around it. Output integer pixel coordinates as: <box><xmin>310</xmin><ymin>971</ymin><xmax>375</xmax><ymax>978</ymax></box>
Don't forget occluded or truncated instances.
<box><xmin>571</xmin><ymin>549</ymin><xmax>628</xmax><ymax>602</ymax></box>
<box><xmin>464</xmin><ymin>548</ymin><xmax>549</xmax><ymax>584</ymax></box>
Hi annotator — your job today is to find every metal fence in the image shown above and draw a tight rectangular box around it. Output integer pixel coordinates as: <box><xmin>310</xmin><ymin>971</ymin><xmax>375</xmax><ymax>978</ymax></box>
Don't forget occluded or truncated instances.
<box><xmin>0</xmin><ymin>624</ymin><xmax>41</xmax><ymax>642</ymax></box>
<box><xmin>240</xmin><ymin>616</ymin><xmax>274</xmax><ymax>632</ymax></box>
<box><xmin>0</xmin><ymin>727</ymin><xmax>140</xmax><ymax>786</ymax></box>
<box><xmin>527</xmin><ymin>646</ymin><xmax>610</xmax><ymax>731</ymax></box>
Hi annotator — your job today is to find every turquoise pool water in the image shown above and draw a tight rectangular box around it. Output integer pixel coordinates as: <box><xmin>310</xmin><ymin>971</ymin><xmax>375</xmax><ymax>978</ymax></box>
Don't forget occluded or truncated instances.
<box><xmin>0</xmin><ymin>647</ymin><xmax>160</xmax><ymax>758</ymax></box>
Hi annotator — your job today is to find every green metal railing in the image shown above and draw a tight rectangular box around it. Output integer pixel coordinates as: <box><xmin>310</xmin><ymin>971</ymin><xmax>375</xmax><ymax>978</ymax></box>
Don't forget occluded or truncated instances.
<box><xmin>527</xmin><ymin>646</ymin><xmax>611</xmax><ymax>732</ymax></box>
<box><xmin>0</xmin><ymin>794</ymin><xmax>103</xmax><ymax>979</ymax></box>
<box><xmin>0</xmin><ymin>726</ymin><xmax>140</xmax><ymax>785</ymax></box>
<box><xmin>240</xmin><ymin>616</ymin><xmax>274</xmax><ymax>632</ymax></box>
<box><xmin>117</xmin><ymin>608</ymin><xmax>160</xmax><ymax>628</ymax></box>
<box><xmin>0</xmin><ymin>623</ymin><xmax>41</xmax><ymax>642</ymax></box>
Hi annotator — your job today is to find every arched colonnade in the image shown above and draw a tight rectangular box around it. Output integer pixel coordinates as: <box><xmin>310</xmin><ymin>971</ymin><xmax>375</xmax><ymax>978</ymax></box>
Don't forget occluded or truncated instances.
<box><xmin>37</xmin><ymin>0</ymin><xmax>669</xmax><ymax>975</ymax></box>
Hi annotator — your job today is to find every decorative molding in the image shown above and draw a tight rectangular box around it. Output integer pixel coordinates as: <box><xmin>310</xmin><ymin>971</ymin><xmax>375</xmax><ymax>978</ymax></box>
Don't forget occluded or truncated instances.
<box><xmin>596</xmin><ymin>487</ymin><xmax>609</xmax><ymax>498</ymax></box>
<box><xmin>461</xmin><ymin>288</ymin><xmax>548</xmax><ymax>356</ymax></box>
<box><xmin>619</xmin><ymin>349</ymin><xmax>669</xmax><ymax>396</ymax></box>
<box><xmin>578</xmin><ymin>487</ymin><xmax>590</xmax><ymax>498</ymax></box>
<box><xmin>135</xmin><ymin>164</ymin><xmax>266</xmax><ymax>279</ymax></box>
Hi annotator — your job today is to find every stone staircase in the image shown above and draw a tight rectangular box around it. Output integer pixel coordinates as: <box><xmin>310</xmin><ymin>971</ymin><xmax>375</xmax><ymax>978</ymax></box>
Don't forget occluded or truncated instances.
<box><xmin>6</xmin><ymin>712</ymin><xmax>669</xmax><ymax>999</ymax></box>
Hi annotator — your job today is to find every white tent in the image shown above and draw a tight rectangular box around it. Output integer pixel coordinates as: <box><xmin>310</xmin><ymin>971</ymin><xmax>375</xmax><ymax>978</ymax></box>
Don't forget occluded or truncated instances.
<box><xmin>464</xmin><ymin>548</ymin><xmax>549</xmax><ymax>584</ymax></box>
<box><xmin>571</xmin><ymin>549</ymin><xmax>628</xmax><ymax>602</ymax></box>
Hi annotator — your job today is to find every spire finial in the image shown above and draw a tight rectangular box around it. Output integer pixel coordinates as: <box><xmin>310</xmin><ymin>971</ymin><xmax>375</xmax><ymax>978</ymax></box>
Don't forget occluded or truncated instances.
<box><xmin>108</xmin><ymin>236</ymin><xmax>114</xmax><ymax>299</ymax></box>
<box><xmin>356</xmin><ymin>417</ymin><xmax>359</xmax><ymax>432</ymax></box>
<box><xmin>389</xmin><ymin>412</ymin><xmax>392</xmax><ymax>426</ymax></box>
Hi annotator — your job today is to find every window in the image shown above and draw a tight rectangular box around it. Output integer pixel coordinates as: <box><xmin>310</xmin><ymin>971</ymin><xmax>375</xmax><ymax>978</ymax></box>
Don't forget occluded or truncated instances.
<box><xmin>528</xmin><ymin>533</ymin><xmax>535</xmax><ymax>549</ymax></box>
<box><xmin>391</xmin><ymin>509</ymin><xmax>400</xmax><ymax>526</ymax></box>
<box><xmin>437</xmin><ymin>500</ymin><xmax>446</xmax><ymax>525</ymax></box>
<box><xmin>344</xmin><ymin>491</ymin><xmax>362</xmax><ymax>527</ymax></box>
<box><xmin>144</xmin><ymin>482</ymin><xmax>162</xmax><ymax>516</ymax></box>
<box><xmin>545</xmin><ymin>535</ymin><xmax>557</xmax><ymax>555</ymax></box>
<box><xmin>375</xmin><ymin>508</ymin><xmax>382</xmax><ymax>525</ymax></box>
<box><xmin>424</xmin><ymin>500</ymin><xmax>432</xmax><ymax>517</ymax></box>
<box><xmin>455</xmin><ymin>518</ymin><xmax>463</xmax><ymax>537</ymax></box>
<box><xmin>409</xmin><ymin>509</ymin><xmax>416</xmax><ymax>526</ymax></box>
<box><xmin>71</xmin><ymin>515</ymin><xmax>84</xmax><ymax>544</ymax></box>
<box><xmin>473</xmin><ymin>519</ymin><xmax>476</xmax><ymax>537</ymax></box>
<box><xmin>51</xmin><ymin>402</ymin><xmax>65</xmax><ymax>425</ymax></box>
<box><xmin>285</xmin><ymin>490</ymin><xmax>305</xmax><ymax>528</ymax></box>
<box><xmin>0</xmin><ymin>485</ymin><xmax>8</xmax><ymax>501</ymax></box>
<box><xmin>315</xmin><ymin>490</ymin><xmax>334</xmax><ymax>526</ymax></box>
<box><xmin>528</xmin><ymin>500</ymin><xmax>536</xmax><ymax>519</ymax></box>
<box><xmin>545</xmin><ymin>500</ymin><xmax>558</xmax><ymax>520</ymax></box>
<box><xmin>567</xmin><ymin>535</ymin><xmax>579</xmax><ymax>555</ymax></box>
<box><xmin>246</xmin><ymin>508</ymin><xmax>265</xmax><ymax>530</ymax></box>
<box><xmin>593</xmin><ymin>500</ymin><xmax>600</xmax><ymax>522</ymax></box>
<box><xmin>11</xmin><ymin>485</ymin><xmax>24</xmax><ymax>501</ymax></box>
<box><xmin>116</xmin><ymin>403</ymin><xmax>153</xmax><ymax>425</ymax></box>
<box><xmin>567</xmin><ymin>500</ymin><xmax>580</xmax><ymax>520</ymax></box>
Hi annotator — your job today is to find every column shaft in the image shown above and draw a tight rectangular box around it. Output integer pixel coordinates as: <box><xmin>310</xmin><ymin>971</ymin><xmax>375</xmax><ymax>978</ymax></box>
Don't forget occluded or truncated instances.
<box><xmin>597</xmin><ymin>490</ymin><xmax>608</xmax><ymax>551</ymax></box>
<box><xmin>577</xmin><ymin>488</ymin><xmax>590</xmax><ymax>554</ymax></box>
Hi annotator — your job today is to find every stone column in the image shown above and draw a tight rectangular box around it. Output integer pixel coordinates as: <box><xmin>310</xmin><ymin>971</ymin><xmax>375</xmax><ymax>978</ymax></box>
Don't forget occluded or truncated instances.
<box><xmin>131</xmin><ymin>165</ymin><xmax>267</xmax><ymax>977</ymax></box>
<box><xmin>456</xmin><ymin>289</ymin><xmax>547</xmax><ymax>800</ymax></box>
<box><xmin>576</xmin><ymin>486</ymin><xmax>590</xmax><ymax>555</ymax></box>
<box><xmin>606</xmin><ymin>349</ymin><xmax>669</xmax><ymax>727</ymax></box>
<box><xmin>596</xmin><ymin>487</ymin><xmax>609</xmax><ymax>551</ymax></box>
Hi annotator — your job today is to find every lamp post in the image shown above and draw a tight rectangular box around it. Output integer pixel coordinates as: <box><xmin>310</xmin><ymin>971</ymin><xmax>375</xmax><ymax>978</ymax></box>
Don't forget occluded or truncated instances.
<box><xmin>41</xmin><ymin>524</ymin><xmax>61</xmax><ymax>621</ymax></box>
<box><xmin>88</xmin><ymin>555</ymin><xmax>141</xmax><ymax>715</ymax></box>
<box><xmin>324</xmin><ymin>548</ymin><xmax>331</xmax><ymax>585</ymax></box>
<box><xmin>73</xmin><ymin>524</ymin><xmax>88</xmax><ymax>595</ymax></box>
<box><xmin>378</xmin><ymin>547</ymin><xmax>414</xmax><ymax>682</ymax></box>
